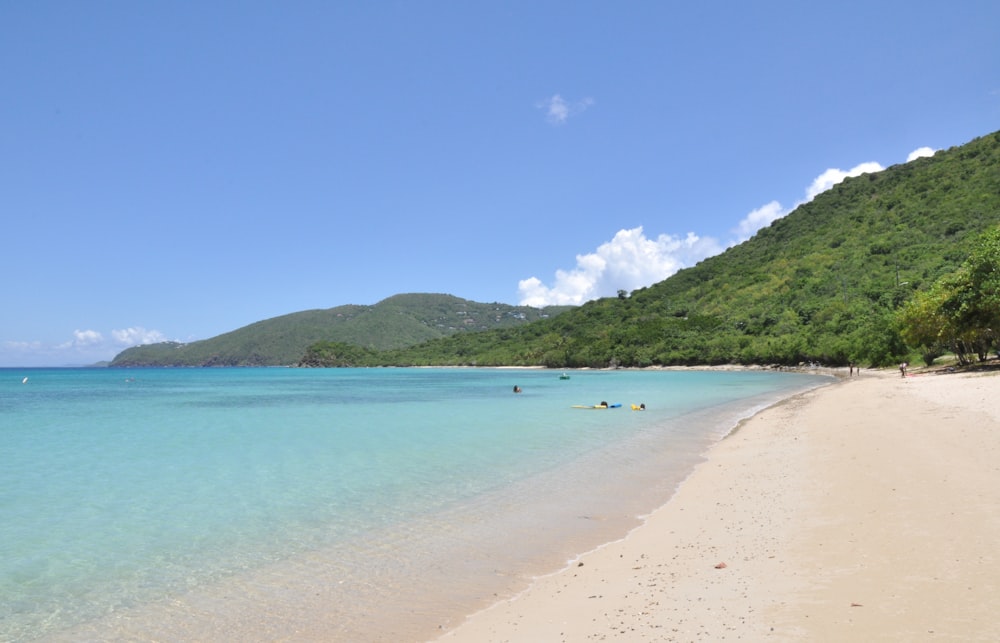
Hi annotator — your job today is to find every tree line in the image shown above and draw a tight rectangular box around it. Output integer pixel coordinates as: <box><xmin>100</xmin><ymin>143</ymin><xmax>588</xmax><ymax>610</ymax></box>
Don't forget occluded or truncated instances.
<box><xmin>898</xmin><ymin>226</ymin><xmax>1000</xmax><ymax>366</ymax></box>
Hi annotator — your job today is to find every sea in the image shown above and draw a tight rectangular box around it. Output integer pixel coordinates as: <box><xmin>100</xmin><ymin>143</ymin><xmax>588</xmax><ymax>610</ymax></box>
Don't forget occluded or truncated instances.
<box><xmin>1</xmin><ymin>367</ymin><xmax>830</xmax><ymax>642</ymax></box>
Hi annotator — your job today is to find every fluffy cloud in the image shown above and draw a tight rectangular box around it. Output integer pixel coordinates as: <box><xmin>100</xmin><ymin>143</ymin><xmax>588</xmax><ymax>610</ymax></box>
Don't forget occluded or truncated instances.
<box><xmin>521</xmin><ymin>146</ymin><xmax>933</xmax><ymax>306</ymax></box>
<box><xmin>72</xmin><ymin>329</ymin><xmax>104</xmax><ymax>345</ymax></box>
<box><xmin>518</xmin><ymin>227</ymin><xmax>722</xmax><ymax>306</ymax></box>
<box><xmin>111</xmin><ymin>326</ymin><xmax>167</xmax><ymax>346</ymax></box>
<box><xmin>804</xmin><ymin>162</ymin><xmax>885</xmax><ymax>201</ymax></box>
<box><xmin>733</xmin><ymin>200</ymin><xmax>784</xmax><ymax>240</ymax></box>
<box><xmin>0</xmin><ymin>326</ymin><xmax>169</xmax><ymax>366</ymax></box>
<box><xmin>731</xmin><ymin>161</ymin><xmax>886</xmax><ymax>244</ymax></box>
<box><xmin>906</xmin><ymin>146</ymin><xmax>936</xmax><ymax>162</ymax></box>
<box><xmin>538</xmin><ymin>94</ymin><xmax>594</xmax><ymax>125</ymax></box>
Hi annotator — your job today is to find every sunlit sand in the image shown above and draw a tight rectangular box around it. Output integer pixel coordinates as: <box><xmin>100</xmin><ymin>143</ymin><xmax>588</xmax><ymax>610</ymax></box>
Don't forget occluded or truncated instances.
<box><xmin>438</xmin><ymin>367</ymin><xmax>1000</xmax><ymax>641</ymax></box>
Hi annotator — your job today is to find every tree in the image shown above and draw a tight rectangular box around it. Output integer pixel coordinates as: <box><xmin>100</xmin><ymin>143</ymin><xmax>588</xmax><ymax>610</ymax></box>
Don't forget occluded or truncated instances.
<box><xmin>944</xmin><ymin>226</ymin><xmax>1000</xmax><ymax>338</ymax></box>
<box><xmin>897</xmin><ymin>282</ymin><xmax>954</xmax><ymax>365</ymax></box>
<box><xmin>897</xmin><ymin>226</ymin><xmax>1000</xmax><ymax>364</ymax></box>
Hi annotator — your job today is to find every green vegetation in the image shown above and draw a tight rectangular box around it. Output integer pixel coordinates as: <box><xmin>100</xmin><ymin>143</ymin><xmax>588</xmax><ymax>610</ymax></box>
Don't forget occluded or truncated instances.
<box><xmin>111</xmin><ymin>130</ymin><xmax>1000</xmax><ymax>370</ymax></box>
<box><xmin>109</xmin><ymin>294</ymin><xmax>571</xmax><ymax>366</ymax></box>
<box><xmin>897</xmin><ymin>226</ymin><xmax>1000</xmax><ymax>365</ymax></box>
<box><xmin>301</xmin><ymin>130</ymin><xmax>1000</xmax><ymax>368</ymax></box>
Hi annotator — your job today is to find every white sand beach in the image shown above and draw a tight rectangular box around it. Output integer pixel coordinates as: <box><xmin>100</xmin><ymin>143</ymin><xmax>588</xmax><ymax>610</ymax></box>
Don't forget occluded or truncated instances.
<box><xmin>436</xmin><ymin>368</ymin><xmax>1000</xmax><ymax>641</ymax></box>
<box><xmin>40</xmin><ymin>367</ymin><xmax>999</xmax><ymax>642</ymax></box>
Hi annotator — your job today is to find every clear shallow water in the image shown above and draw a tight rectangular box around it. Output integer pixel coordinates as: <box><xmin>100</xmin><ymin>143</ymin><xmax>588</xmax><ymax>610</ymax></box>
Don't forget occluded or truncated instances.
<box><xmin>0</xmin><ymin>367</ymin><xmax>829</xmax><ymax>641</ymax></box>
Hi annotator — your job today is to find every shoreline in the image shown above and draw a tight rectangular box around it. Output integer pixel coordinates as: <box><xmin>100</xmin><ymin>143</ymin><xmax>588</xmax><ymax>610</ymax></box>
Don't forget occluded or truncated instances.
<box><xmin>435</xmin><ymin>368</ymin><xmax>1000</xmax><ymax>641</ymax></box>
<box><xmin>32</xmin><ymin>369</ymin><xmax>824</xmax><ymax>642</ymax></box>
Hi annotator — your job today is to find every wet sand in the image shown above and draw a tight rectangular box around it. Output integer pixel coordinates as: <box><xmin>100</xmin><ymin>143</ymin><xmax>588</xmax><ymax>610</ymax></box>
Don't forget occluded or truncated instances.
<box><xmin>436</xmin><ymin>368</ymin><xmax>1000</xmax><ymax>641</ymax></box>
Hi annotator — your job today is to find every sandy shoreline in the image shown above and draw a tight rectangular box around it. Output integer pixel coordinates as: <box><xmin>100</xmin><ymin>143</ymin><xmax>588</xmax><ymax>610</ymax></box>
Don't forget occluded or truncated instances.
<box><xmin>436</xmin><ymin>368</ymin><xmax>1000</xmax><ymax>641</ymax></box>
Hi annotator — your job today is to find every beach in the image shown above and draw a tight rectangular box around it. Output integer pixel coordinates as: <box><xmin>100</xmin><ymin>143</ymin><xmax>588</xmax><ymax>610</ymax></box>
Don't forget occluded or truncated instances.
<box><xmin>436</xmin><ymin>368</ymin><xmax>1000</xmax><ymax>641</ymax></box>
<box><xmin>13</xmin><ymin>368</ymin><xmax>826</xmax><ymax>642</ymax></box>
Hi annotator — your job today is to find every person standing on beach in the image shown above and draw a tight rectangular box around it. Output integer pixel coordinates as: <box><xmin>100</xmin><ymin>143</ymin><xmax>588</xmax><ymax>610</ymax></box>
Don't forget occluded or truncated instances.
<box><xmin>899</xmin><ymin>362</ymin><xmax>908</xmax><ymax>378</ymax></box>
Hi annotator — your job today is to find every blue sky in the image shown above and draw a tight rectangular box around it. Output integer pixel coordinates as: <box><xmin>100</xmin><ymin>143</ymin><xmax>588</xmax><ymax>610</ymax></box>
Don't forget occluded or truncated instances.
<box><xmin>2</xmin><ymin>2</ymin><xmax>998</xmax><ymax>366</ymax></box>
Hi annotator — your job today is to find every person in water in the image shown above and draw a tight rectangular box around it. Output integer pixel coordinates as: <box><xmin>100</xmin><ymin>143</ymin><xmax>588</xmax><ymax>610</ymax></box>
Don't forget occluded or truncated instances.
<box><xmin>513</xmin><ymin>385</ymin><xmax>522</xmax><ymax>393</ymax></box>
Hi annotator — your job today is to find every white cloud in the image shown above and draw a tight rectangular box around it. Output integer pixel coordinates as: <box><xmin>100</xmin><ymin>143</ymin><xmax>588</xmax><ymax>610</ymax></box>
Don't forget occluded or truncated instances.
<box><xmin>804</xmin><ymin>162</ymin><xmax>884</xmax><ymax>201</ymax></box>
<box><xmin>72</xmin><ymin>329</ymin><xmax>104</xmax><ymax>345</ymax></box>
<box><xmin>521</xmin><ymin>145</ymin><xmax>932</xmax><ymax>307</ymax></box>
<box><xmin>518</xmin><ymin>227</ymin><xmax>722</xmax><ymax>306</ymax></box>
<box><xmin>543</xmin><ymin>95</ymin><xmax>569</xmax><ymax>124</ymax></box>
<box><xmin>0</xmin><ymin>326</ymin><xmax>169</xmax><ymax>367</ymax></box>
<box><xmin>906</xmin><ymin>146</ymin><xmax>936</xmax><ymax>162</ymax></box>
<box><xmin>111</xmin><ymin>326</ymin><xmax>167</xmax><ymax>346</ymax></box>
<box><xmin>2</xmin><ymin>340</ymin><xmax>42</xmax><ymax>352</ymax></box>
<box><xmin>537</xmin><ymin>94</ymin><xmax>594</xmax><ymax>125</ymax></box>
<box><xmin>731</xmin><ymin>161</ymin><xmax>886</xmax><ymax>244</ymax></box>
<box><xmin>734</xmin><ymin>200</ymin><xmax>784</xmax><ymax>240</ymax></box>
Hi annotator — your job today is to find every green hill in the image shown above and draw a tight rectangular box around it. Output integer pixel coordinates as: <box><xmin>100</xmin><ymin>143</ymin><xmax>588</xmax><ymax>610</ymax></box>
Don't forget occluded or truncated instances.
<box><xmin>316</xmin><ymin>130</ymin><xmax>1000</xmax><ymax>368</ymax></box>
<box><xmin>109</xmin><ymin>294</ymin><xmax>571</xmax><ymax>366</ymax></box>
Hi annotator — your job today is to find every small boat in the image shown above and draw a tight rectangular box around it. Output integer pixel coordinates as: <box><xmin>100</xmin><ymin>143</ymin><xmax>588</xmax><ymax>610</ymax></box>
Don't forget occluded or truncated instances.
<box><xmin>559</xmin><ymin>373</ymin><xmax>571</xmax><ymax>380</ymax></box>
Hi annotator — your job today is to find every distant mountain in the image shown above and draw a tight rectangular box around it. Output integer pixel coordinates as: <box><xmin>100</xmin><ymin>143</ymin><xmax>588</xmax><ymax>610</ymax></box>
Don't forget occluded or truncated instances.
<box><xmin>321</xmin><ymin>130</ymin><xmax>1000</xmax><ymax>368</ymax></box>
<box><xmin>115</xmin><ymin>130</ymin><xmax>1000</xmax><ymax>370</ymax></box>
<box><xmin>109</xmin><ymin>294</ymin><xmax>572</xmax><ymax>367</ymax></box>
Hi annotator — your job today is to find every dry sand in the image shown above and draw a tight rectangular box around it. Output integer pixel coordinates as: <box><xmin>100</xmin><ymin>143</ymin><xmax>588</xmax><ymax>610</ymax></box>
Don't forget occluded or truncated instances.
<box><xmin>436</xmin><ymin>368</ymin><xmax>1000</xmax><ymax>641</ymax></box>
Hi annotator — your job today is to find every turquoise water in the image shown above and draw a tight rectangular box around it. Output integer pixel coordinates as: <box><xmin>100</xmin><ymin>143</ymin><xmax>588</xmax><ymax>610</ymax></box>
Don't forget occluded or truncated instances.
<box><xmin>1</xmin><ymin>367</ymin><xmax>829</xmax><ymax>641</ymax></box>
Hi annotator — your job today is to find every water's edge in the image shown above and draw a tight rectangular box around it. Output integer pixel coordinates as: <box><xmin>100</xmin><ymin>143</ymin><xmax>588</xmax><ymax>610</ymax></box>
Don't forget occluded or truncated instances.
<box><xmin>3</xmin><ymin>367</ymin><xmax>833</xmax><ymax>642</ymax></box>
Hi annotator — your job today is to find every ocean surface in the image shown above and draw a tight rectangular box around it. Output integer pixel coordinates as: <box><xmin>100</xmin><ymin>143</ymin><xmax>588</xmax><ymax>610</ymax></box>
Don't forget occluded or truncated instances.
<box><xmin>1</xmin><ymin>367</ymin><xmax>830</xmax><ymax>641</ymax></box>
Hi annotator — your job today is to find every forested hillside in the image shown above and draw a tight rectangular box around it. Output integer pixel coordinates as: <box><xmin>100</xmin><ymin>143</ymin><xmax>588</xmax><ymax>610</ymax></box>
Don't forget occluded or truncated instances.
<box><xmin>110</xmin><ymin>294</ymin><xmax>570</xmax><ymax>366</ymax></box>
<box><xmin>303</xmin><ymin>130</ymin><xmax>1000</xmax><ymax>368</ymax></box>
